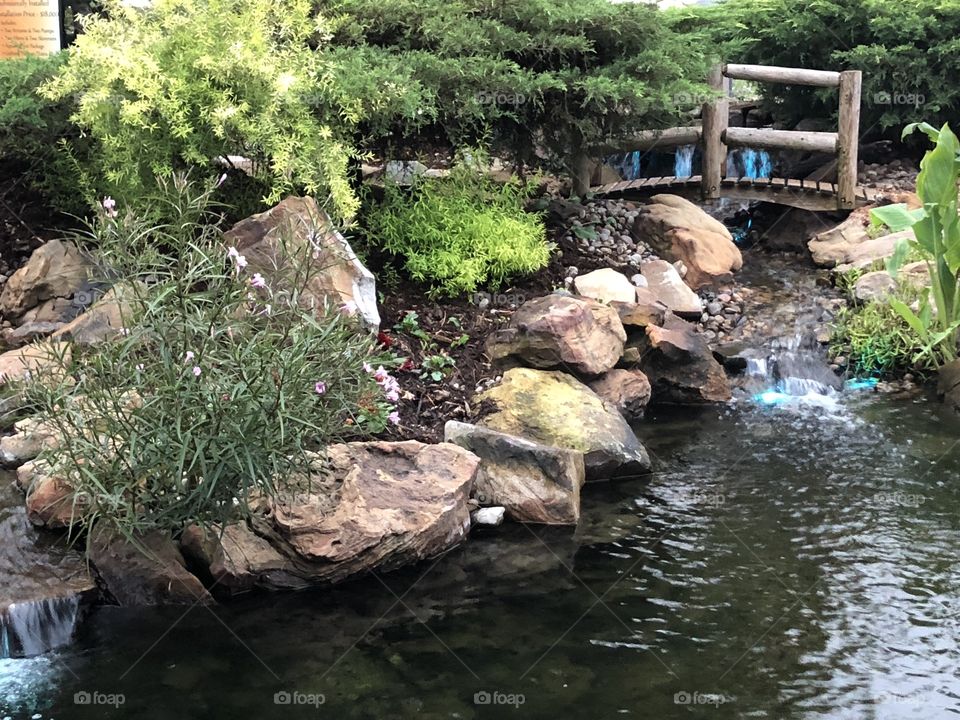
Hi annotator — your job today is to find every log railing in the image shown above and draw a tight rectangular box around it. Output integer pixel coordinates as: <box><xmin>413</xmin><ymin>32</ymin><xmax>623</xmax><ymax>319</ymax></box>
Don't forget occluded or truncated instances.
<box><xmin>589</xmin><ymin>63</ymin><xmax>863</xmax><ymax>210</ymax></box>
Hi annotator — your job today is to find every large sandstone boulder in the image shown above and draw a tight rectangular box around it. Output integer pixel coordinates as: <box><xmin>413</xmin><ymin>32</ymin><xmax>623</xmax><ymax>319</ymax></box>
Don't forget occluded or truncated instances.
<box><xmin>180</xmin><ymin>523</ymin><xmax>309</xmax><ymax>595</ymax></box>
<box><xmin>573</xmin><ymin>268</ymin><xmax>637</xmax><ymax>304</ymax></box>
<box><xmin>0</xmin><ymin>341</ymin><xmax>71</xmax><ymax>388</ymax></box>
<box><xmin>0</xmin><ymin>417</ymin><xmax>58</xmax><ymax>466</ymax></box>
<box><xmin>636</xmin><ymin>315</ymin><xmax>731</xmax><ymax>404</ymax></box>
<box><xmin>631</xmin><ymin>195</ymin><xmax>742</xmax><ymax>289</ymax></box>
<box><xmin>808</xmin><ymin>205</ymin><xmax>914</xmax><ymax>269</ymax></box>
<box><xmin>478</xmin><ymin>367</ymin><xmax>651</xmax><ymax>479</ymax></box>
<box><xmin>51</xmin><ymin>284</ymin><xmax>136</xmax><ymax>345</ymax></box>
<box><xmin>587</xmin><ymin>369</ymin><xmax>651</xmax><ymax>420</ymax></box>
<box><xmin>640</xmin><ymin>259</ymin><xmax>702</xmax><ymax>316</ymax></box>
<box><xmin>485</xmin><ymin>294</ymin><xmax>626</xmax><ymax>375</ymax></box>
<box><xmin>259</xmin><ymin>441</ymin><xmax>478</xmax><ymax>584</ymax></box>
<box><xmin>223</xmin><ymin>197</ymin><xmax>380</xmax><ymax>329</ymax></box>
<box><xmin>88</xmin><ymin>527</ymin><xmax>214</xmax><ymax>606</ymax></box>
<box><xmin>444</xmin><ymin>421</ymin><xmax>585</xmax><ymax>525</ymax></box>
<box><xmin>0</xmin><ymin>240</ymin><xmax>92</xmax><ymax>320</ymax></box>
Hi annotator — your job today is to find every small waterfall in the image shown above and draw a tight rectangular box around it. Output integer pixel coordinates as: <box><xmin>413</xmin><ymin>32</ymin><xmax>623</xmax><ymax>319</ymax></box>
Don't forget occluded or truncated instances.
<box><xmin>0</xmin><ymin>596</ymin><xmax>80</xmax><ymax>658</ymax></box>
<box><xmin>726</xmin><ymin>147</ymin><xmax>773</xmax><ymax>179</ymax></box>
<box><xmin>743</xmin><ymin>332</ymin><xmax>843</xmax><ymax>407</ymax></box>
<box><xmin>674</xmin><ymin>144</ymin><xmax>695</xmax><ymax>178</ymax></box>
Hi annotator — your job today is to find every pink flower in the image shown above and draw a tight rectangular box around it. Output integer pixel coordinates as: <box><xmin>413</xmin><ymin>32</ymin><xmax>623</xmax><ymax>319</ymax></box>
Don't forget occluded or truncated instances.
<box><xmin>216</xmin><ymin>173</ymin><xmax>228</xmax><ymax>188</ymax></box>
<box><xmin>373</xmin><ymin>366</ymin><xmax>390</xmax><ymax>383</ymax></box>
<box><xmin>314</xmin><ymin>380</ymin><xmax>327</xmax><ymax>395</ymax></box>
<box><xmin>185</xmin><ymin>351</ymin><xmax>195</xmax><ymax>362</ymax></box>
<box><xmin>227</xmin><ymin>246</ymin><xmax>247</xmax><ymax>271</ymax></box>
<box><xmin>102</xmin><ymin>196</ymin><xmax>118</xmax><ymax>218</ymax></box>
<box><xmin>250</xmin><ymin>273</ymin><xmax>267</xmax><ymax>290</ymax></box>
<box><xmin>388</xmin><ymin>411</ymin><xmax>400</xmax><ymax>425</ymax></box>
<box><xmin>192</xmin><ymin>366</ymin><xmax>202</xmax><ymax>377</ymax></box>
<box><xmin>363</xmin><ymin>362</ymin><xmax>373</xmax><ymax>373</ymax></box>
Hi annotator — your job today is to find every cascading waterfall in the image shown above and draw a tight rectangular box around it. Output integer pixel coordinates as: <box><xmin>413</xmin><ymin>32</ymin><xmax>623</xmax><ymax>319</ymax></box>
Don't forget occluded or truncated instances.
<box><xmin>744</xmin><ymin>332</ymin><xmax>843</xmax><ymax>406</ymax></box>
<box><xmin>673</xmin><ymin>144</ymin><xmax>695</xmax><ymax>178</ymax></box>
<box><xmin>0</xmin><ymin>596</ymin><xmax>80</xmax><ymax>658</ymax></box>
<box><xmin>727</xmin><ymin>147</ymin><xmax>773</xmax><ymax>179</ymax></box>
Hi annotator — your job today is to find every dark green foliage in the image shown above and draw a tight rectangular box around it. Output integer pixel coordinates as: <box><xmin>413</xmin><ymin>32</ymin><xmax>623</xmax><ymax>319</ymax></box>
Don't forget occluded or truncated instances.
<box><xmin>669</xmin><ymin>0</ymin><xmax>960</xmax><ymax>141</ymax></box>
<box><xmin>0</xmin><ymin>53</ymin><xmax>87</xmax><ymax>213</ymax></box>
<box><xmin>326</xmin><ymin>0</ymin><xmax>711</xmax><ymax>174</ymax></box>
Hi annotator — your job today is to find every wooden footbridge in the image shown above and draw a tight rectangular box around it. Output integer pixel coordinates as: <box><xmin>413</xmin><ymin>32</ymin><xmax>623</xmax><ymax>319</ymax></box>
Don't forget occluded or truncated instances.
<box><xmin>585</xmin><ymin>63</ymin><xmax>871</xmax><ymax>211</ymax></box>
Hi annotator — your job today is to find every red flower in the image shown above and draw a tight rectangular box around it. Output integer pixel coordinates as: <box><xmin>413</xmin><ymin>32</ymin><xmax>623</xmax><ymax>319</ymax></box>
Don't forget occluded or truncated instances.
<box><xmin>377</xmin><ymin>331</ymin><xmax>393</xmax><ymax>348</ymax></box>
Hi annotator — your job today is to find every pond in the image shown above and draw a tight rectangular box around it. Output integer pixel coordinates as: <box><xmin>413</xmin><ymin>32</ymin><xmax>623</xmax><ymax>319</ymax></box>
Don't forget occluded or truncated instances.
<box><xmin>2</xmin><ymin>391</ymin><xmax>959</xmax><ymax>719</ymax></box>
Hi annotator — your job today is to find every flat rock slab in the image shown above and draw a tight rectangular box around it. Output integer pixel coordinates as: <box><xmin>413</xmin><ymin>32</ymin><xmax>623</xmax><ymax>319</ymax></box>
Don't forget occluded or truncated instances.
<box><xmin>573</xmin><ymin>268</ymin><xmax>638</xmax><ymax>304</ymax></box>
<box><xmin>444</xmin><ymin>421</ymin><xmax>585</xmax><ymax>525</ymax></box>
<box><xmin>88</xmin><ymin>527</ymin><xmax>214</xmax><ymax>606</ymax></box>
<box><xmin>264</xmin><ymin>441</ymin><xmax>479</xmax><ymax>584</ymax></box>
<box><xmin>478</xmin><ymin>367</ymin><xmax>651</xmax><ymax>480</ymax></box>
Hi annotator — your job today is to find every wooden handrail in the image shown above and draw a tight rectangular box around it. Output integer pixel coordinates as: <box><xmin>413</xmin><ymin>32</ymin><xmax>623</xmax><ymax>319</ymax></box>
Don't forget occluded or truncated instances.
<box><xmin>592</xmin><ymin>126</ymin><xmax>702</xmax><ymax>154</ymax></box>
<box><xmin>724</xmin><ymin>127</ymin><xmax>838</xmax><ymax>154</ymax></box>
<box><xmin>723</xmin><ymin>64</ymin><xmax>841</xmax><ymax>88</ymax></box>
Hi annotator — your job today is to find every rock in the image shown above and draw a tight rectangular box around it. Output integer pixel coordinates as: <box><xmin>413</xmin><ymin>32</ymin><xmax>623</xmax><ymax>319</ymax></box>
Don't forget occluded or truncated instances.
<box><xmin>223</xmin><ymin>197</ymin><xmax>380</xmax><ymax>329</ymax></box>
<box><xmin>477</xmin><ymin>368</ymin><xmax>651</xmax><ymax>479</ymax></box>
<box><xmin>640</xmin><ymin>315</ymin><xmax>732</xmax><ymax>403</ymax></box>
<box><xmin>0</xmin><ymin>341</ymin><xmax>71</xmax><ymax>388</ymax></box>
<box><xmin>444</xmin><ymin>421</ymin><xmax>585</xmax><ymax>525</ymax></box>
<box><xmin>18</xmin><ymin>297</ymin><xmax>76</xmax><ymax>326</ymax></box>
<box><xmin>587</xmin><ymin>369</ymin><xmax>651</xmax><ymax>420</ymax></box>
<box><xmin>88</xmin><ymin>527</ymin><xmax>214</xmax><ymax>606</ymax></box>
<box><xmin>0</xmin><ymin>240</ymin><xmax>92</xmax><ymax>320</ymax></box>
<box><xmin>2</xmin><ymin>321</ymin><xmax>65</xmax><ymax>347</ymax></box>
<box><xmin>938</xmin><ymin>359</ymin><xmax>960</xmax><ymax>412</ymax></box>
<box><xmin>853</xmin><ymin>270</ymin><xmax>897</xmax><ymax>302</ymax></box>
<box><xmin>834</xmin><ymin>231</ymin><xmax>913</xmax><ymax>272</ymax></box>
<box><xmin>18</xmin><ymin>459</ymin><xmax>89</xmax><ymax>529</ymax></box>
<box><xmin>0</xmin><ymin>417</ymin><xmax>58</xmax><ymax>466</ymax></box>
<box><xmin>180</xmin><ymin>523</ymin><xmax>309</xmax><ymax>595</ymax></box>
<box><xmin>631</xmin><ymin>197</ymin><xmax>743</xmax><ymax>290</ymax></box>
<box><xmin>630</xmin><ymin>273</ymin><xmax>648</xmax><ymax>288</ymax></box>
<box><xmin>640</xmin><ymin>259</ymin><xmax>703</xmax><ymax>316</ymax></box>
<box><xmin>573</xmin><ymin>268</ymin><xmax>638</xmax><ymax>304</ymax></box>
<box><xmin>261</xmin><ymin>441</ymin><xmax>478</xmax><ymax>584</ymax></box>
<box><xmin>51</xmin><ymin>284</ymin><xmax>136</xmax><ymax>345</ymax></box>
<box><xmin>610</xmin><ymin>289</ymin><xmax>669</xmax><ymax>329</ymax></box>
<box><xmin>471</xmin><ymin>506</ymin><xmax>506</xmax><ymax>527</ymax></box>
<box><xmin>485</xmin><ymin>295</ymin><xmax>626</xmax><ymax>376</ymax></box>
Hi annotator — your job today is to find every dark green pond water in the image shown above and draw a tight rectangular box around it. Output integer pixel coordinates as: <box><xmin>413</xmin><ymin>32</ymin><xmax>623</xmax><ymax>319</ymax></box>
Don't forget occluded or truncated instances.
<box><xmin>3</xmin><ymin>393</ymin><xmax>960</xmax><ymax>719</ymax></box>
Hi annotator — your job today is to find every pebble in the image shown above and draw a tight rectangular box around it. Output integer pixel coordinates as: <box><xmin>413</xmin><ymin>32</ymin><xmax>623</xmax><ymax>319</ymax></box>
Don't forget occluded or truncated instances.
<box><xmin>706</xmin><ymin>301</ymin><xmax>723</xmax><ymax>315</ymax></box>
<box><xmin>630</xmin><ymin>274</ymin><xmax>647</xmax><ymax>288</ymax></box>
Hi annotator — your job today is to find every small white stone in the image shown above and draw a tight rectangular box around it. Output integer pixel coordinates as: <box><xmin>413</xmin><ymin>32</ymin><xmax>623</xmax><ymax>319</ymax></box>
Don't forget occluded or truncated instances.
<box><xmin>471</xmin><ymin>506</ymin><xmax>506</xmax><ymax>527</ymax></box>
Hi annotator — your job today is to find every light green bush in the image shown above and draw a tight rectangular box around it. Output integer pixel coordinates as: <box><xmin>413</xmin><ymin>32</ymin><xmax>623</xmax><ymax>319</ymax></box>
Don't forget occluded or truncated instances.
<box><xmin>23</xmin><ymin>176</ymin><xmax>399</xmax><ymax>539</ymax></box>
<box><xmin>40</xmin><ymin>0</ymin><xmax>380</xmax><ymax>218</ymax></box>
<box><xmin>364</xmin><ymin>163</ymin><xmax>552</xmax><ymax>297</ymax></box>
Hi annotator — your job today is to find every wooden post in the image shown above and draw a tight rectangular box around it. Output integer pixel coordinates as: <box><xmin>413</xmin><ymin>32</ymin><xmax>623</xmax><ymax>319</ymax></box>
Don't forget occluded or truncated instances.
<box><xmin>571</xmin><ymin>147</ymin><xmax>592</xmax><ymax>198</ymax></box>
<box><xmin>701</xmin><ymin>63</ymin><xmax>728</xmax><ymax>199</ymax></box>
<box><xmin>836</xmin><ymin>70</ymin><xmax>862</xmax><ymax>210</ymax></box>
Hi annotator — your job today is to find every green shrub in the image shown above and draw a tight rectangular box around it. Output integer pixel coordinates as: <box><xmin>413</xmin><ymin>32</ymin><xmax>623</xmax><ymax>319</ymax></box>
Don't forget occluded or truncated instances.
<box><xmin>364</xmin><ymin>163</ymin><xmax>551</xmax><ymax>297</ymax></box>
<box><xmin>40</xmin><ymin>0</ymin><xmax>385</xmax><ymax>219</ymax></box>
<box><xmin>669</xmin><ymin>0</ymin><xmax>960</xmax><ymax>141</ymax></box>
<box><xmin>869</xmin><ymin>122</ymin><xmax>960</xmax><ymax>367</ymax></box>
<box><xmin>325</xmin><ymin>0</ymin><xmax>711</xmax><ymax>179</ymax></box>
<box><xmin>831</xmin><ymin>300</ymin><xmax>927</xmax><ymax>375</ymax></box>
<box><xmin>0</xmin><ymin>53</ymin><xmax>86</xmax><ymax>213</ymax></box>
<box><xmin>23</xmin><ymin>176</ymin><xmax>399</xmax><ymax>539</ymax></box>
